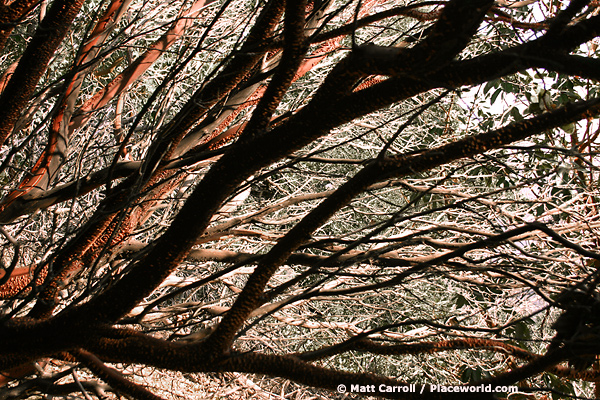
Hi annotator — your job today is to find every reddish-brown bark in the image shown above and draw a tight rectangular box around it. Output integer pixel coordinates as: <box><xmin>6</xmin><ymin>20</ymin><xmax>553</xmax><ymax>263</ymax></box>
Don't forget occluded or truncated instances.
<box><xmin>0</xmin><ymin>0</ymin><xmax>86</xmax><ymax>146</ymax></box>
<box><xmin>1</xmin><ymin>1</ymin><xmax>600</xmax><ymax>398</ymax></box>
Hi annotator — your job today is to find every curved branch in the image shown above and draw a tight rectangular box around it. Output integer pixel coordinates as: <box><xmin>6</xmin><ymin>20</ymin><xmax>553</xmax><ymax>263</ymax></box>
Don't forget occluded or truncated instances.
<box><xmin>237</xmin><ymin>0</ymin><xmax>308</xmax><ymax>141</ymax></box>
<box><xmin>73</xmin><ymin>349</ymin><xmax>165</xmax><ymax>400</ymax></box>
<box><xmin>83</xmin><ymin>330</ymin><xmax>495</xmax><ymax>400</ymax></box>
<box><xmin>0</xmin><ymin>0</ymin><xmax>86</xmax><ymax>146</ymax></box>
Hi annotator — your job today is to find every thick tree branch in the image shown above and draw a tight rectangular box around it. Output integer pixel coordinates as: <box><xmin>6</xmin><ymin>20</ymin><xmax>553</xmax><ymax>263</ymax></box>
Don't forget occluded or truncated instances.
<box><xmin>0</xmin><ymin>0</ymin><xmax>86</xmax><ymax>146</ymax></box>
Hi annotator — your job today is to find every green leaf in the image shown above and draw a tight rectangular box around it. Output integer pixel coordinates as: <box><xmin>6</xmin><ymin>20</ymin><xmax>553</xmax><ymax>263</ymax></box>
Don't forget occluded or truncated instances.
<box><xmin>490</xmin><ymin>87</ymin><xmax>502</xmax><ymax>105</ymax></box>
<box><xmin>454</xmin><ymin>294</ymin><xmax>469</xmax><ymax>308</ymax></box>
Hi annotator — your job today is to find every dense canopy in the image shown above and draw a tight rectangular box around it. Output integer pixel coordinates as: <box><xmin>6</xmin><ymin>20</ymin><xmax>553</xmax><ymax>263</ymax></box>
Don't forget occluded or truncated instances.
<box><xmin>1</xmin><ymin>0</ymin><xmax>600</xmax><ymax>398</ymax></box>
